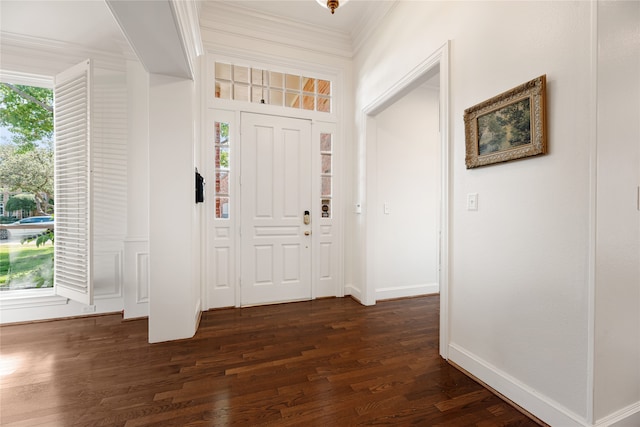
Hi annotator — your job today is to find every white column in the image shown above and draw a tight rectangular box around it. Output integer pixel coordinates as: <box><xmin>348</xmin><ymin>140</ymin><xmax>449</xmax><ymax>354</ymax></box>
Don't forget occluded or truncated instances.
<box><xmin>148</xmin><ymin>73</ymin><xmax>200</xmax><ymax>343</ymax></box>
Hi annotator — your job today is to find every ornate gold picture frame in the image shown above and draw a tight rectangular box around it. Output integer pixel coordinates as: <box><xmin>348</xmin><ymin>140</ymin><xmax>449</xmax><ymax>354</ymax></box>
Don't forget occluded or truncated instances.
<box><xmin>464</xmin><ymin>75</ymin><xmax>547</xmax><ymax>169</ymax></box>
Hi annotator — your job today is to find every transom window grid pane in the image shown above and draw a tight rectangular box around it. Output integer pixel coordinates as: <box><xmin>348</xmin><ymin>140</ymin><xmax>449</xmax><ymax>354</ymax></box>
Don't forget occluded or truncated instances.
<box><xmin>320</xmin><ymin>133</ymin><xmax>333</xmax><ymax>218</ymax></box>
<box><xmin>215</xmin><ymin>62</ymin><xmax>331</xmax><ymax>113</ymax></box>
<box><xmin>214</xmin><ymin>121</ymin><xmax>230</xmax><ymax>219</ymax></box>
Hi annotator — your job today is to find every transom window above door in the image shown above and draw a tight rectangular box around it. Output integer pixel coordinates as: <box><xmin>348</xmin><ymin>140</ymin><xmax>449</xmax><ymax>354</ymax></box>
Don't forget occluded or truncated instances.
<box><xmin>214</xmin><ymin>62</ymin><xmax>332</xmax><ymax>113</ymax></box>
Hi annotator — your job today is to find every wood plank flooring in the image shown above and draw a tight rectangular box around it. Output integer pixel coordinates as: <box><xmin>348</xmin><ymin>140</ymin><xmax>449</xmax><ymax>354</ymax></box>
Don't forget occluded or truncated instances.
<box><xmin>0</xmin><ymin>296</ymin><xmax>542</xmax><ymax>426</ymax></box>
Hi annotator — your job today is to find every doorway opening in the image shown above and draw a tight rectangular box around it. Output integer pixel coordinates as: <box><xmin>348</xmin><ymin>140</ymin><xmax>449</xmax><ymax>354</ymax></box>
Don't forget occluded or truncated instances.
<box><xmin>361</xmin><ymin>42</ymin><xmax>450</xmax><ymax>359</ymax></box>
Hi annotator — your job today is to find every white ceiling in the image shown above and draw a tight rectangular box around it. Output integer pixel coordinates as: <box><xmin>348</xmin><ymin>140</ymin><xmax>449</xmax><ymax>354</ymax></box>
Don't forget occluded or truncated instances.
<box><xmin>0</xmin><ymin>1</ymin><xmax>128</xmax><ymax>54</ymax></box>
<box><xmin>208</xmin><ymin>0</ymin><xmax>392</xmax><ymax>34</ymax></box>
<box><xmin>0</xmin><ymin>0</ymin><xmax>387</xmax><ymax>55</ymax></box>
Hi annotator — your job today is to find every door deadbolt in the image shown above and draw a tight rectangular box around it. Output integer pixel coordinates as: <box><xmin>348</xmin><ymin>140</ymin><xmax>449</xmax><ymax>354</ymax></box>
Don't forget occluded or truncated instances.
<box><xmin>303</xmin><ymin>210</ymin><xmax>310</xmax><ymax>225</ymax></box>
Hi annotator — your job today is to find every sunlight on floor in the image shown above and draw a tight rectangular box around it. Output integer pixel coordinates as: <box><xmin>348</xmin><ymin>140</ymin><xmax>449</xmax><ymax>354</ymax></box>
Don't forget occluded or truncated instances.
<box><xmin>0</xmin><ymin>353</ymin><xmax>24</xmax><ymax>376</ymax></box>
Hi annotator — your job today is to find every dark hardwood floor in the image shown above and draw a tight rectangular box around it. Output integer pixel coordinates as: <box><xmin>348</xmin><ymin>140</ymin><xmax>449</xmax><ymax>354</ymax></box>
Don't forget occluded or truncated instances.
<box><xmin>0</xmin><ymin>296</ymin><xmax>542</xmax><ymax>426</ymax></box>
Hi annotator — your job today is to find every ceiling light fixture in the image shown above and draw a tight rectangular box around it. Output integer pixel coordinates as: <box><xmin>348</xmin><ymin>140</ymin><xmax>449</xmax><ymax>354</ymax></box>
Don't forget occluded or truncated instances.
<box><xmin>315</xmin><ymin>0</ymin><xmax>349</xmax><ymax>14</ymax></box>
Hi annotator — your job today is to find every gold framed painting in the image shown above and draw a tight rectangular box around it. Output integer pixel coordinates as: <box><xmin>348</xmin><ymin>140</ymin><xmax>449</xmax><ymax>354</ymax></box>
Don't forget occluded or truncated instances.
<box><xmin>464</xmin><ymin>75</ymin><xmax>547</xmax><ymax>169</ymax></box>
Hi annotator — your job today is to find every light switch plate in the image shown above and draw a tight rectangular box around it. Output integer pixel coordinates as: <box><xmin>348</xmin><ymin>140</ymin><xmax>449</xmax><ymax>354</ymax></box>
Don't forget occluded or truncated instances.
<box><xmin>467</xmin><ymin>193</ymin><xmax>478</xmax><ymax>211</ymax></box>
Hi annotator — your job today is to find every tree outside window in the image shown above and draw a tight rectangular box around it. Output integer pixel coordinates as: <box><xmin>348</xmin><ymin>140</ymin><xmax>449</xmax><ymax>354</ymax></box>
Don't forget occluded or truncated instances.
<box><xmin>0</xmin><ymin>81</ymin><xmax>55</xmax><ymax>290</ymax></box>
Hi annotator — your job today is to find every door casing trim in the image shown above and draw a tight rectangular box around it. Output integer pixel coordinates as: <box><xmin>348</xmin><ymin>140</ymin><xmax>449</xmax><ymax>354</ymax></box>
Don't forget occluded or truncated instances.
<box><xmin>360</xmin><ymin>41</ymin><xmax>451</xmax><ymax>359</ymax></box>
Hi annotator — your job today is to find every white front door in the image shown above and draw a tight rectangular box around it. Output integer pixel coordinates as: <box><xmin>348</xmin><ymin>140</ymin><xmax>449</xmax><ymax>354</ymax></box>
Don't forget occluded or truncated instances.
<box><xmin>240</xmin><ymin>113</ymin><xmax>312</xmax><ymax>306</ymax></box>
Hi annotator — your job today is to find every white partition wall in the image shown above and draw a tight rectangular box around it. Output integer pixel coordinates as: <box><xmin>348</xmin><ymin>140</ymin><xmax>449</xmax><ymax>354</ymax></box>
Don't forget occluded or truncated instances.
<box><xmin>148</xmin><ymin>72</ymin><xmax>201</xmax><ymax>343</ymax></box>
<box><xmin>123</xmin><ymin>60</ymin><xmax>150</xmax><ymax>320</ymax></box>
<box><xmin>593</xmin><ymin>1</ymin><xmax>640</xmax><ymax>424</ymax></box>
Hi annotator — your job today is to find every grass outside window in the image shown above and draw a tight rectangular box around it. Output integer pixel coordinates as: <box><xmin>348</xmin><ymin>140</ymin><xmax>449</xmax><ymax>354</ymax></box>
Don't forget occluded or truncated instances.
<box><xmin>0</xmin><ymin>240</ymin><xmax>54</xmax><ymax>290</ymax></box>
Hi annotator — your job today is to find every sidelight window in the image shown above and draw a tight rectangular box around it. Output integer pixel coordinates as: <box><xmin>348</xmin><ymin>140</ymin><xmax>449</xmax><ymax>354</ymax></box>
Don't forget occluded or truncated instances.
<box><xmin>214</xmin><ymin>121</ymin><xmax>230</xmax><ymax>219</ymax></box>
<box><xmin>320</xmin><ymin>133</ymin><xmax>333</xmax><ymax>218</ymax></box>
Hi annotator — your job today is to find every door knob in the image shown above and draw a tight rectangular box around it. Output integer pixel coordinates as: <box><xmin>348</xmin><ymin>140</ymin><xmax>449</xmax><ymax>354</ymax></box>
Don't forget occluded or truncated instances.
<box><xmin>304</xmin><ymin>231</ymin><xmax>311</xmax><ymax>236</ymax></box>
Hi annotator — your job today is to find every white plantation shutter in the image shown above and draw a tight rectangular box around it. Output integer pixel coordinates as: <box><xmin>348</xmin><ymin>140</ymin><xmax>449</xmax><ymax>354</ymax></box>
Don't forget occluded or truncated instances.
<box><xmin>54</xmin><ymin>59</ymin><xmax>93</xmax><ymax>305</ymax></box>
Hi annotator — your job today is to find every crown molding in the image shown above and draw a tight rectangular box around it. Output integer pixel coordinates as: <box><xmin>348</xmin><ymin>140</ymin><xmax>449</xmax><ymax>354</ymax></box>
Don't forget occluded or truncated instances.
<box><xmin>0</xmin><ymin>69</ymin><xmax>53</xmax><ymax>88</ymax></box>
<box><xmin>199</xmin><ymin>2</ymin><xmax>353</xmax><ymax>59</ymax></box>
<box><xmin>171</xmin><ymin>0</ymin><xmax>205</xmax><ymax>62</ymax></box>
<box><xmin>0</xmin><ymin>32</ymin><xmax>133</xmax><ymax>71</ymax></box>
<box><xmin>350</xmin><ymin>1</ymin><xmax>398</xmax><ymax>55</ymax></box>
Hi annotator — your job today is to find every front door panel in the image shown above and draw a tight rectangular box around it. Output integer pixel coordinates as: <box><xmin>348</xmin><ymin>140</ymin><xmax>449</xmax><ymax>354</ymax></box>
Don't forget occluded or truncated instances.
<box><xmin>240</xmin><ymin>113</ymin><xmax>312</xmax><ymax>306</ymax></box>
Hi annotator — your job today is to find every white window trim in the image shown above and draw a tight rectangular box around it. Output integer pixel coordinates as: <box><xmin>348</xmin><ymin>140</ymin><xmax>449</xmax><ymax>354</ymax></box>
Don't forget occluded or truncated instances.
<box><xmin>0</xmin><ymin>289</ymin><xmax>68</xmax><ymax>310</ymax></box>
<box><xmin>0</xmin><ymin>70</ymin><xmax>55</xmax><ymax>302</ymax></box>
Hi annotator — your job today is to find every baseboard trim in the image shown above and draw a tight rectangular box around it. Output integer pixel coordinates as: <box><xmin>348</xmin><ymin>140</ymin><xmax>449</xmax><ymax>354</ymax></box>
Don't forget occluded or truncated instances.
<box><xmin>448</xmin><ymin>359</ymin><xmax>550</xmax><ymax>426</ymax></box>
<box><xmin>597</xmin><ymin>401</ymin><xmax>640</xmax><ymax>427</ymax></box>
<box><xmin>344</xmin><ymin>283</ymin><xmax>362</xmax><ymax>302</ymax></box>
<box><xmin>0</xmin><ymin>311</ymin><xmax>122</xmax><ymax>326</ymax></box>
<box><xmin>448</xmin><ymin>343</ymin><xmax>587</xmax><ymax>427</ymax></box>
<box><xmin>194</xmin><ymin>299</ymin><xmax>202</xmax><ymax>331</ymax></box>
<box><xmin>376</xmin><ymin>283</ymin><xmax>439</xmax><ymax>301</ymax></box>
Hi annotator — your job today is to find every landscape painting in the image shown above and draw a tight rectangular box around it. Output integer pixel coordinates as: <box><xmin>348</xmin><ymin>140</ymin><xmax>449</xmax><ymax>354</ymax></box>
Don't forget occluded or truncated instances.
<box><xmin>477</xmin><ymin>97</ymin><xmax>531</xmax><ymax>155</ymax></box>
<box><xmin>464</xmin><ymin>75</ymin><xmax>547</xmax><ymax>168</ymax></box>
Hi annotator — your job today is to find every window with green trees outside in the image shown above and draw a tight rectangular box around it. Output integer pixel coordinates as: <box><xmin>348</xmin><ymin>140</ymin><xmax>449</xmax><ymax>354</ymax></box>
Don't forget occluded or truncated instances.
<box><xmin>0</xmin><ymin>81</ymin><xmax>55</xmax><ymax>291</ymax></box>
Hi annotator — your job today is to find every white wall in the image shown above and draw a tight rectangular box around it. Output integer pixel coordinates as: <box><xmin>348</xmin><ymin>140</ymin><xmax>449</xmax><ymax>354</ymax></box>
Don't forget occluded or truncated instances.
<box><xmin>123</xmin><ymin>60</ymin><xmax>150</xmax><ymax>320</ymax></box>
<box><xmin>351</xmin><ymin>1</ymin><xmax>634</xmax><ymax>425</ymax></box>
<box><xmin>594</xmin><ymin>0</ymin><xmax>640</xmax><ymax>423</ymax></box>
<box><xmin>373</xmin><ymin>85</ymin><xmax>440</xmax><ymax>300</ymax></box>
